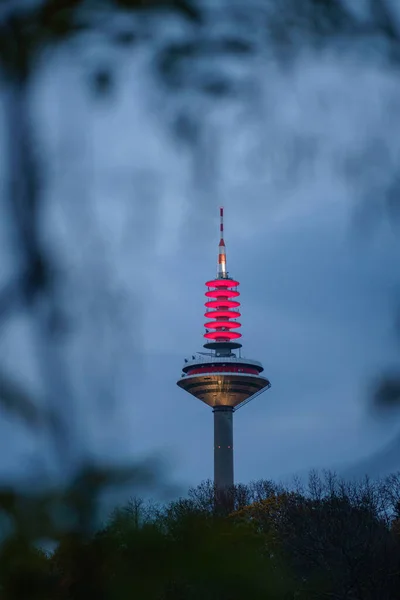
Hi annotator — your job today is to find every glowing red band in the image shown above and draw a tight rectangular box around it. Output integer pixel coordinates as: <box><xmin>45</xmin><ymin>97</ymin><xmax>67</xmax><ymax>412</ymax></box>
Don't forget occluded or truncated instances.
<box><xmin>204</xmin><ymin>310</ymin><xmax>241</xmax><ymax>319</ymax></box>
<box><xmin>205</xmin><ymin>300</ymin><xmax>240</xmax><ymax>309</ymax></box>
<box><xmin>205</xmin><ymin>279</ymin><xmax>239</xmax><ymax>288</ymax></box>
<box><xmin>205</xmin><ymin>321</ymin><xmax>241</xmax><ymax>330</ymax></box>
<box><xmin>205</xmin><ymin>289</ymin><xmax>240</xmax><ymax>298</ymax></box>
<box><xmin>204</xmin><ymin>331</ymin><xmax>241</xmax><ymax>340</ymax></box>
<box><xmin>186</xmin><ymin>366</ymin><xmax>259</xmax><ymax>376</ymax></box>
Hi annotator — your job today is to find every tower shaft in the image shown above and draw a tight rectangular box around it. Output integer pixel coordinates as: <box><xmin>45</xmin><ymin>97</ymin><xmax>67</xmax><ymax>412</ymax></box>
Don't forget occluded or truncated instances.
<box><xmin>213</xmin><ymin>406</ymin><xmax>234</xmax><ymax>490</ymax></box>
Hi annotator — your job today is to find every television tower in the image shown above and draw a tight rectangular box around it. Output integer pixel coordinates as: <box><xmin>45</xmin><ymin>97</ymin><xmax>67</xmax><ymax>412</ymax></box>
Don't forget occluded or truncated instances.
<box><xmin>177</xmin><ymin>207</ymin><xmax>271</xmax><ymax>495</ymax></box>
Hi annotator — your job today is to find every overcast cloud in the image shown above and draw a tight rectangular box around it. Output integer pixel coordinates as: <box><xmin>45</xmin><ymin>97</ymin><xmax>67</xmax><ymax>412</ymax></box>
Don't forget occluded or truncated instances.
<box><xmin>1</xmin><ymin>16</ymin><xmax>400</xmax><ymax>489</ymax></box>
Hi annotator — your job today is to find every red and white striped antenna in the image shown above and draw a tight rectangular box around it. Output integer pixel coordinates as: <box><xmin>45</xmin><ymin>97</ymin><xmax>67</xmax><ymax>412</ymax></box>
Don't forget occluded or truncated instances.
<box><xmin>205</xmin><ymin>207</ymin><xmax>241</xmax><ymax>344</ymax></box>
<box><xmin>217</xmin><ymin>206</ymin><xmax>227</xmax><ymax>278</ymax></box>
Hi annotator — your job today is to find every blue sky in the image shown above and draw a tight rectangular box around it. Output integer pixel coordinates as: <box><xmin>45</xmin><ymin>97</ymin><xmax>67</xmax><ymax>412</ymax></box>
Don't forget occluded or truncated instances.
<box><xmin>1</xmin><ymin>21</ymin><xmax>400</xmax><ymax>490</ymax></box>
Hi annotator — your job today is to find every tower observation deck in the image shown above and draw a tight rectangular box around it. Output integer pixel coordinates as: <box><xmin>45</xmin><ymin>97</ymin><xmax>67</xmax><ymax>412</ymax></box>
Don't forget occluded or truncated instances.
<box><xmin>177</xmin><ymin>208</ymin><xmax>271</xmax><ymax>498</ymax></box>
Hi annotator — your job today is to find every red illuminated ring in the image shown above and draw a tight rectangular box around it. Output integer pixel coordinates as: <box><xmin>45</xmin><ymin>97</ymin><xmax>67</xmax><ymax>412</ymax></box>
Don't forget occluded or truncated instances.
<box><xmin>204</xmin><ymin>310</ymin><xmax>241</xmax><ymax>319</ymax></box>
<box><xmin>205</xmin><ymin>321</ymin><xmax>241</xmax><ymax>329</ymax></box>
<box><xmin>186</xmin><ymin>366</ymin><xmax>259</xmax><ymax>376</ymax></box>
<box><xmin>205</xmin><ymin>279</ymin><xmax>240</xmax><ymax>288</ymax></box>
<box><xmin>204</xmin><ymin>331</ymin><xmax>242</xmax><ymax>340</ymax></box>
<box><xmin>205</xmin><ymin>289</ymin><xmax>240</xmax><ymax>298</ymax></box>
<box><xmin>205</xmin><ymin>300</ymin><xmax>240</xmax><ymax>309</ymax></box>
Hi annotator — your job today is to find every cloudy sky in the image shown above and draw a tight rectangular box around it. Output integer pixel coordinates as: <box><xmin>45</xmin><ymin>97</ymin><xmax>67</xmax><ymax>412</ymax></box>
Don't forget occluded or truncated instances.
<box><xmin>2</xmin><ymin>8</ymin><xmax>400</xmax><ymax>491</ymax></box>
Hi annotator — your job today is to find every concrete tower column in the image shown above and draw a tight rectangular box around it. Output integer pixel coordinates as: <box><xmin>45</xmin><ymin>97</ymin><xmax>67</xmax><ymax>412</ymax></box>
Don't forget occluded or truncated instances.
<box><xmin>213</xmin><ymin>406</ymin><xmax>234</xmax><ymax>490</ymax></box>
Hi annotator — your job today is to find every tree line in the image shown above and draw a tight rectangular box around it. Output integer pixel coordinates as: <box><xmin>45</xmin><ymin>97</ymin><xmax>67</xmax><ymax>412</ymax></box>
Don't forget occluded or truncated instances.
<box><xmin>1</xmin><ymin>470</ymin><xmax>400</xmax><ymax>599</ymax></box>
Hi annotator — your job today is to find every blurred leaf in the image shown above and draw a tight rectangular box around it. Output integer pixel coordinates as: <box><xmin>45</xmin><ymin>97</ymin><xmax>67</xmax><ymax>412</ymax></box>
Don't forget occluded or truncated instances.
<box><xmin>0</xmin><ymin>370</ymin><xmax>61</xmax><ymax>431</ymax></box>
<box><xmin>0</xmin><ymin>280</ymin><xmax>23</xmax><ymax>321</ymax></box>
<box><xmin>173</xmin><ymin>112</ymin><xmax>200</xmax><ymax>144</ymax></box>
<box><xmin>23</xmin><ymin>254</ymin><xmax>51</xmax><ymax>304</ymax></box>
<box><xmin>157</xmin><ymin>40</ymin><xmax>199</xmax><ymax>87</ymax></box>
<box><xmin>90</xmin><ymin>67</ymin><xmax>114</xmax><ymax>98</ymax></box>
<box><xmin>0</xmin><ymin>489</ymin><xmax>17</xmax><ymax>516</ymax></box>
<box><xmin>112</xmin><ymin>0</ymin><xmax>203</xmax><ymax>23</ymax></box>
<box><xmin>373</xmin><ymin>375</ymin><xmax>400</xmax><ymax>409</ymax></box>
<box><xmin>37</xmin><ymin>0</ymin><xmax>86</xmax><ymax>41</ymax></box>
<box><xmin>385</xmin><ymin>172</ymin><xmax>400</xmax><ymax>222</ymax></box>
<box><xmin>201</xmin><ymin>77</ymin><xmax>234</xmax><ymax>97</ymax></box>
<box><xmin>216</xmin><ymin>37</ymin><xmax>254</xmax><ymax>54</ymax></box>
<box><xmin>172</xmin><ymin>0</ymin><xmax>203</xmax><ymax>23</ymax></box>
<box><xmin>0</xmin><ymin>538</ymin><xmax>56</xmax><ymax>600</ymax></box>
<box><xmin>62</xmin><ymin>462</ymin><xmax>161</xmax><ymax>535</ymax></box>
<box><xmin>70</xmin><ymin>461</ymin><xmax>159</xmax><ymax>493</ymax></box>
<box><xmin>112</xmin><ymin>29</ymin><xmax>138</xmax><ymax>46</ymax></box>
<box><xmin>113</xmin><ymin>0</ymin><xmax>168</xmax><ymax>8</ymax></box>
<box><xmin>370</xmin><ymin>0</ymin><xmax>400</xmax><ymax>44</ymax></box>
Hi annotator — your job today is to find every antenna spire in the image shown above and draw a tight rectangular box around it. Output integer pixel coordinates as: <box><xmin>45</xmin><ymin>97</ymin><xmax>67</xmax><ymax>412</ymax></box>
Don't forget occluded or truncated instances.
<box><xmin>217</xmin><ymin>206</ymin><xmax>227</xmax><ymax>278</ymax></box>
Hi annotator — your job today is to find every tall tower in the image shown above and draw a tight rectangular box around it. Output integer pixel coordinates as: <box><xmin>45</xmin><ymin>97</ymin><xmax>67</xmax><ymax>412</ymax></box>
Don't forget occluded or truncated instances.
<box><xmin>177</xmin><ymin>207</ymin><xmax>271</xmax><ymax>495</ymax></box>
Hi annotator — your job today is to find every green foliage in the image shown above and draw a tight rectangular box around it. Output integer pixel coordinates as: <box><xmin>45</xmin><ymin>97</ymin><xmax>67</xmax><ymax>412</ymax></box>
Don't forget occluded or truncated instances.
<box><xmin>51</xmin><ymin>495</ymin><xmax>291</xmax><ymax>599</ymax></box>
<box><xmin>0</xmin><ymin>540</ymin><xmax>56</xmax><ymax>600</ymax></box>
<box><xmin>1</xmin><ymin>472</ymin><xmax>400</xmax><ymax>598</ymax></box>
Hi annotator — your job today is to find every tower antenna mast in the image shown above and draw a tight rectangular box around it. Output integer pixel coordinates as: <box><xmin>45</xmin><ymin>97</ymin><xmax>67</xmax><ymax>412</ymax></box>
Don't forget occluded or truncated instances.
<box><xmin>218</xmin><ymin>206</ymin><xmax>227</xmax><ymax>279</ymax></box>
